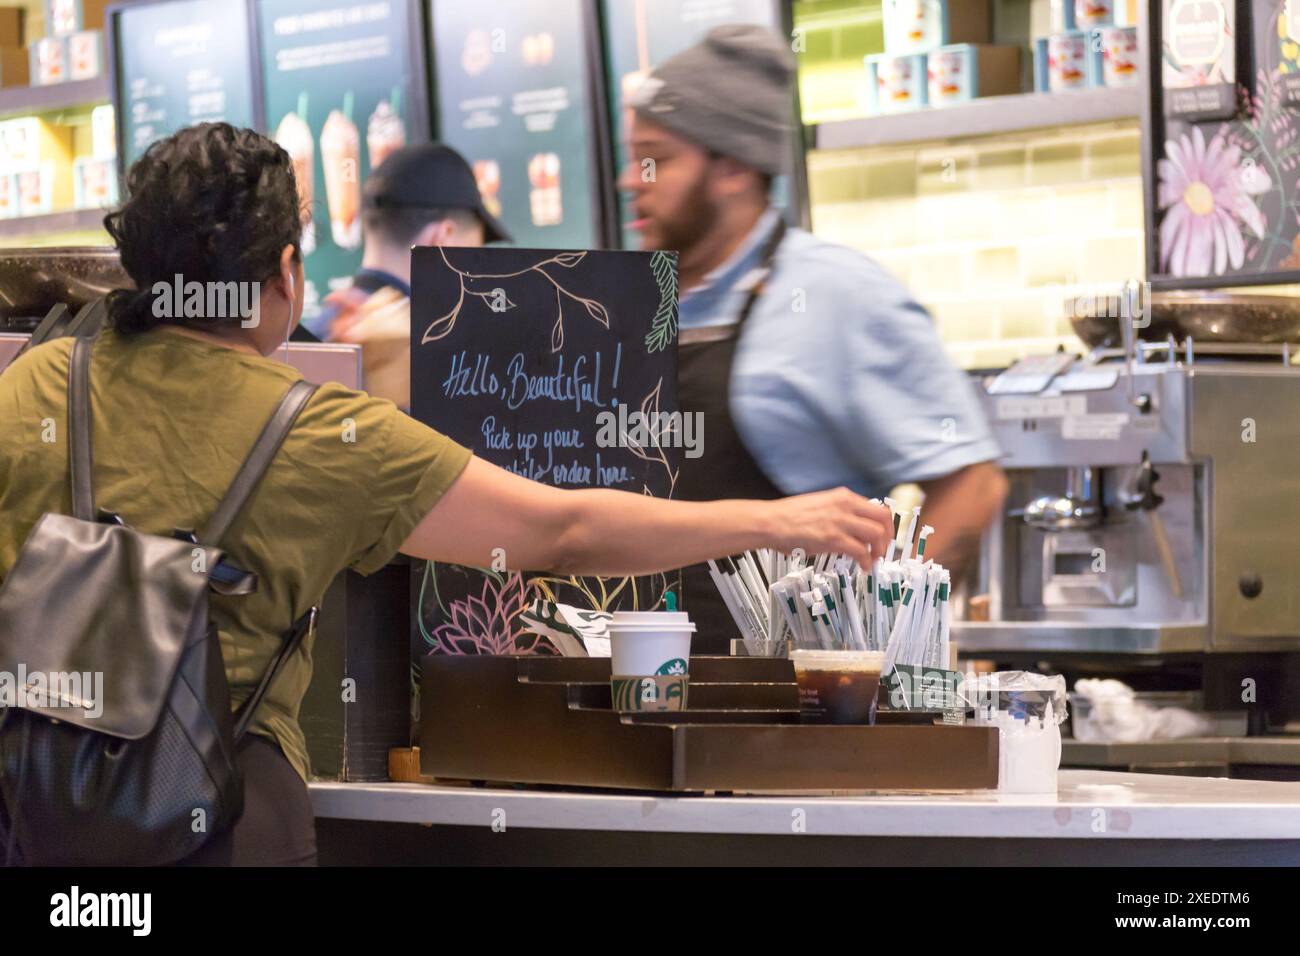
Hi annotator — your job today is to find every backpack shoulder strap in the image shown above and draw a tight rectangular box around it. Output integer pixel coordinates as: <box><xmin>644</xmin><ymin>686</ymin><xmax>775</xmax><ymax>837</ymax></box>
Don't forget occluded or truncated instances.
<box><xmin>232</xmin><ymin>607</ymin><xmax>316</xmax><ymax>742</ymax></box>
<box><xmin>68</xmin><ymin>336</ymin><xmax>95</xmax><ymax>521</ymax></box>
<box><xmin>199</xmin><ymin>380</ymin><xmax>318</xmax><ymax>547</ymax></box>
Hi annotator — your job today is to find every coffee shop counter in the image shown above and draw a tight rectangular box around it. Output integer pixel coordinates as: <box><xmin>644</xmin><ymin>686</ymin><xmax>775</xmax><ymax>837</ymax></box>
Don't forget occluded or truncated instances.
<box><xmin>308</xmin><ymin>770</ymin><xmax>1300</xmax><ymax>865</ymax></box>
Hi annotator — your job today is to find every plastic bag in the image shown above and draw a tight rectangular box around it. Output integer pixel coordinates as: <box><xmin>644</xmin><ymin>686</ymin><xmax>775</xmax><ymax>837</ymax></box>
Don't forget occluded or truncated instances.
<box><xmin>970</xmin><ymin>671</ymin><xmax>1067</xmax><ymax>793</ymax></box>
<box><xmin>971</xmin><ymin>670</ymin><xmax>1068</xmax><ymax>725</ymax></box>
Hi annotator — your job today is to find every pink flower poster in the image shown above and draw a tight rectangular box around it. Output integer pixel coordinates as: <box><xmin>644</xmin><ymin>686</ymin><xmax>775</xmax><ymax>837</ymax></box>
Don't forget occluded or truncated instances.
<box><xmin>1153</xmin><ymin>1</ymin><xmax>1300</xmax><ymax>282</ymax></box>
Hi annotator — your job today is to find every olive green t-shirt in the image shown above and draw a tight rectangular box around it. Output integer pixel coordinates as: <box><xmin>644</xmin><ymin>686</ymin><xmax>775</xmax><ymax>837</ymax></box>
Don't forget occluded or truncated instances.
<box><xmin>0</xmin><ymin>328</ymin><xmax>472</xmax><ymax>780</ymax></box>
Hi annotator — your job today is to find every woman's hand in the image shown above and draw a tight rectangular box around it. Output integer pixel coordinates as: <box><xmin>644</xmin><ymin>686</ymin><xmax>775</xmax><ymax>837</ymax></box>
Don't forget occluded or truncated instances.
<box><xmin>760</xmin><ymin>487</ymin><xmax>893</xmax><ymax>566</ymax></box>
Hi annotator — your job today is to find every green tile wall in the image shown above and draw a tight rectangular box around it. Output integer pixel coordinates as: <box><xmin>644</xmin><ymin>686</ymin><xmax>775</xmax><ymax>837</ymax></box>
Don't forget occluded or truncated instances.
<box><xmin>808</xmin><ymin>120</ymin><xmax>1147</xmax><ymax>368</ymax></box>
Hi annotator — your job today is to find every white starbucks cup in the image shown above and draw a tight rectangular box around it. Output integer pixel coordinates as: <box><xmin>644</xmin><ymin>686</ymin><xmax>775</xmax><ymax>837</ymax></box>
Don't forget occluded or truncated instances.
<box><xmin>608</xmin><ymin>611</ymin><xmax>696</xmax><ymax>676</ymax></box>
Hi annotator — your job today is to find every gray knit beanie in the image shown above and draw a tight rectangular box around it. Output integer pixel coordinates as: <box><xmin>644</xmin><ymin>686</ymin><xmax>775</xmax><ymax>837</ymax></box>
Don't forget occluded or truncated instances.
<box><xmin>628</xmin><ymin>24</ymin><xmax>795</xmax><ymax>176</ymax></box>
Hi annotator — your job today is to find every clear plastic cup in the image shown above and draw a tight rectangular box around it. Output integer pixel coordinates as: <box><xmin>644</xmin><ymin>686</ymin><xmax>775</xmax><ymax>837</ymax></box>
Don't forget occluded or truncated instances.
<box><xmin>790</xmin><ymin>650</ymin><xmax>884</xmax><ymax>725</ymax></box>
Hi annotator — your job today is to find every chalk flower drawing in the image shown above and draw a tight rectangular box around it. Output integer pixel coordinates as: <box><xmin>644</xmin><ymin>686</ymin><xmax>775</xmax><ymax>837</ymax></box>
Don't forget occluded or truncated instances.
<box><xmin>644</xmin><ymin>251</ymin><xmax>678</xmax><ymax>353</ymax></box>
<box><xmin>422</xmin><ymin>247</ymin><xmax>611</xmax><ymax>352</ymax></box>
<box><xmin>420</xmin><ymin>569</ymin><xmax>554</xmax><ymax>656</ymax></box>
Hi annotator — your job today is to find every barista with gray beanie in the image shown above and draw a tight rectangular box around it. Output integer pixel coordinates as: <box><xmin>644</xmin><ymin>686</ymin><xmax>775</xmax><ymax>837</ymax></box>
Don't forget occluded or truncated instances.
<box><xmin>620</xmin><ymin>26</ymin><xmax>1008</xmax><ymax>651</ymax></box>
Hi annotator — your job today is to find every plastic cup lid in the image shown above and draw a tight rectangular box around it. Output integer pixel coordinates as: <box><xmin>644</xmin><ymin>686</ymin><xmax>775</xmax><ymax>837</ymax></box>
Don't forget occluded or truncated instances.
<box><xmin>790</xmin><ymin>649</ymin><xmax>884</xmax><ymax>671</ymax></box>
<box><xmin>610</xmin><ymin>610</ymin><xmax>696</xmax><ymax>632</ymax></box>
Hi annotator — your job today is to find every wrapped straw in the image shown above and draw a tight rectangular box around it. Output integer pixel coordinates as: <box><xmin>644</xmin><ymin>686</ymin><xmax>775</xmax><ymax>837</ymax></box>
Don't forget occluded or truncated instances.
<box><xmin>706</xmin><ymin>504</ymin><xmax>953</xmax><ymax>667</ymax></box>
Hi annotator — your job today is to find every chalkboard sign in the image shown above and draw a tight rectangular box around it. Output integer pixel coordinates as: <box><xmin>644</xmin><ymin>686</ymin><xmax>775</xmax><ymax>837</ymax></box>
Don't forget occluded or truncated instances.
<box><xmin>409</xmin><ymin>245</ymin><xmax>681</xmax><ymax>657</ymax></box>
<box><xmin>111</xmin><ymin>0</ymin><xmax>259</xmax><ymax>170</ymax></box>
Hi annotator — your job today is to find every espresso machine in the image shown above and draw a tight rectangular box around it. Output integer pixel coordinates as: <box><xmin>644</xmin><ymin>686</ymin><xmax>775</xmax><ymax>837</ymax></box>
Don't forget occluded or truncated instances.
<box><xmin>955</xmin><ymin>291</ymin><xmax>1300</xmax><ymax>772</ymax></box>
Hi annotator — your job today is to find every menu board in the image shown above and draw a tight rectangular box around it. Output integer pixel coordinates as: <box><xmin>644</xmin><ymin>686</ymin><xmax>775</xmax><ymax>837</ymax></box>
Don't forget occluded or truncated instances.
<box><xmin>602</xmin><ymin>0</ymin><xmax>785</xmax><ymax>248</ymax></box>
<box><xmin>428</xmin><ymin>0</ymin><xmax>605</xmax><ymax>248</ymax></box>
<box><xmin>409</xmin><ymin>245</ymin><xmax>681</xmax><ymax>657</ymax></box>
<box><xmin>112</xmin><ymin>0</ymin><xmax>258</xmax><ymax>168</ymax></box>
<box><xmin>1148</xmin><ymin>1</ymin><xmax>1300</xmax><ymax>288</ymax></box>
<box><xmin>257</xmin><ymin>0</ymin><xmax>421</xmax><ymax>317</ymax></box>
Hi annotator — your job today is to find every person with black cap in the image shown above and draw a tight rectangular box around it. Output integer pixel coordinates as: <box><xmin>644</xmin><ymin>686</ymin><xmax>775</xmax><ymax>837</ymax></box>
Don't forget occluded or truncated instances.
<box><xmin>308</xmin><ymin>143</ymin><xmax>510</xmax><ymax>408</ymax></box>
<box><xmin>620</xmin><ymin>25</ymin><xmax>1009</xmax><ymax>651</ymax></box>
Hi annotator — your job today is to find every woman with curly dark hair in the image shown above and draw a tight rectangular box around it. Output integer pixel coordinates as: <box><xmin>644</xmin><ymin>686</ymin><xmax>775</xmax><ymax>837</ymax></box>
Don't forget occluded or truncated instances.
<box><xmin>0</xmin><ymin>123</ymin><xmax>890</xmax><ymax>865</ymax></box>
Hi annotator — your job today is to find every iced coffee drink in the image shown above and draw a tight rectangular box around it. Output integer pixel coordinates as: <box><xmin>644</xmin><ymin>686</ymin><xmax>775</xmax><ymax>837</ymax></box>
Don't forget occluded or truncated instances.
<box><xmin>321</xmin><ymin>97</ymin><xmax>361</xmax><ymax>250</ymax></box>
<box><xmin>791</xmin><ymin>650</ymin><xmax>884</xmax><ymax>725</ymax></box>
<box><xmin>275</xmin><ymin>99</ymin><xmax>315</xmax><ymax>255</ymax></box>
<box><xmin>528</xmin><ymin>152</ymin><xmax>561</xmax><ymax>227</ymax></box>
<box><xmin>366</xmin><ymin>97</ymin><xmax>405</xmax><ymax>171</ymax></box>
<box><xmin>473</xmin><ymin>159</ymin><xmax>502</xmax><ymax>218</ymax></box>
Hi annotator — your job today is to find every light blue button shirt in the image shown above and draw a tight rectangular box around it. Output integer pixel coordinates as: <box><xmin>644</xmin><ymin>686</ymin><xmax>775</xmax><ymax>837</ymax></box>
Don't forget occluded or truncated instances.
<box><xmin>678</xmin><ymin>210</ymin><xmax>1001</xmax><ymax>497</ymax></box>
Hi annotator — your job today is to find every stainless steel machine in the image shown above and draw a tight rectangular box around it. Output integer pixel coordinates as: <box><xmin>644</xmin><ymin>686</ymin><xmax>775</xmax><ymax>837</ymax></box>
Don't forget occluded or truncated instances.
<box><xmin>957</xmin><ymin>336</ymin><xmax>1300</xmax><ymax>656</ymax></box>
<box><xmin>955</xmin><ymin>292</ymin><xmax>1300</xmax><ymax>773</ymax></box>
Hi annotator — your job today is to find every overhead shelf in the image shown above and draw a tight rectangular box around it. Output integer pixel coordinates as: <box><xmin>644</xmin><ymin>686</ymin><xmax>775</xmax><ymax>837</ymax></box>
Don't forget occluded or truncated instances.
<box><xmin>812</xmin><ymin>86</ymin><xmax>1142</xmax><ymax>151</ymax></box>
<box><xmin>0</xmin><ymin>208</ymin><xmax>109</xmax><ymax>241</ymax></box>
<box><xmin>0</xmin><ymin>76</ymin><xmax>112</xmax><ymax>119</ymax></box>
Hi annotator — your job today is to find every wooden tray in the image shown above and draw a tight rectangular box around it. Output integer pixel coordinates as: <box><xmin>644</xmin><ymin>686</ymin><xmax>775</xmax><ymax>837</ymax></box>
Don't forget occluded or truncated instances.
<box><xmin>419</xmin><ymin>656</ymin><xmax>998</xmax><ymax>793</ymax></box>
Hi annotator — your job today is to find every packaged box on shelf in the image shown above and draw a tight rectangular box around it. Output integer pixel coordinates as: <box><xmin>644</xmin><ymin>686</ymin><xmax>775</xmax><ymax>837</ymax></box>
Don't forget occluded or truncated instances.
<box><xmin>29</xmin><ymin>35</ymin><xmax>67</xmax><ymax>85</ymax></box>
<box><xmin>1052</xmin><ymin>0</ymin><xmax>1134</xmax><ymax>30</ymax></box>
<box><xmin>90</xmin><ymin>103</ymin><xmax>114</xmax><ymax>160</ymax></box>
<box><xmin>0</xmin><ymin>116</ymin><xmax>74</xmax><ymax>170</ymax></box>
<box><xmin>928</xmin><ymin>43</ymin><xmax>1022</xmax><ymax>106</ymax></box>
<box><xmin>1074</xmin><ymin>0</ymin><xmax>1114</xmax><ymax>27</ymax></box>
<box><xmin>73</xmin><ymin>155</ymin><xmax>116</xmax><ymax>208</ymax></box>
<box><xmin>0</xmin><ymin>172</ymin><xmax>17</xmax><ymax>219</ymax></box>
<box><xmin>16</xmin><ymin>162</ymin><xmax>55</xmax><ymax>215</ymax></box>
<box><xmin>0</xmin><ymin>116</ymin><xmax>75</xmax><ymax>212</ymax></box>
<box><xmin>67</xmin><ymin>28</ymin><xmax>100</xmax><ymax>80</ymax></box>
<box><xmin>45</xmin><ymin>0</ymin><xmax>109</xmax><ymax>37</ymax></box>
<box><xmin>883</xmin><ymin>0</ymin><xmax>990</xmax><ymax>56</ymax></box>
<box><xmin>866</xmin><ymin>52</ymin><xmax>928</xmax><ymax>114</ymax></box>
<box><xmin>0</xmin><ymin>7</ymin><xmax>23</xmax><ymax>47</ymax></box>
<box><xmin>1049</xmin><ymin>0</ymin><xmax>1074</xmax><ymax>31</ymax></box>
<box><xmin>1034</xmin><ymin>31</ymin><xmax>1095</xmax><ymax>91</ymax></box>
<box><xmin>1090</xmin><ymin>24</ymin><xmax>1139</xmax><ymax>87</ymax></box>
<box><xmin>0</xmin><ymin>44</ymin><xmax>28</xmax><ymax>88</ymax></box>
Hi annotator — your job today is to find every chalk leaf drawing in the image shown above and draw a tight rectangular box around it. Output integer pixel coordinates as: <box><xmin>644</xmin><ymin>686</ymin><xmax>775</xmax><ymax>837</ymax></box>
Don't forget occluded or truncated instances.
<box><xmin>621</xmin><ymin>376</ymin><xmax>680</xmax><ymax>498</ymax></box>
<box><xmin>423</xmin><ymin>247</ymin><xmax>610</xmax><ymax>350</ymax></box>
<box><xmin>420</xmin><ymin>568</ymin><xmax>556</xmax><ymax>656</ymax></box>
<box><xmin>467</xmin><ymin>288</ymin><xmax>517</xmax><ymax>312</ymax></box>
<box><xmin>644</xmin><ymin>251</ymin><xmax>678</xmax><ymax>353</ymax></box>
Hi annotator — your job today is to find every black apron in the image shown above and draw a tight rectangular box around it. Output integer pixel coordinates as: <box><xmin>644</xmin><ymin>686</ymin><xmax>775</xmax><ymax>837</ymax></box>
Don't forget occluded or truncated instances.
<box><xmin>676</xmin><ymin>220</ymin><xmax>786</xmax><ymax>654</ymax></box>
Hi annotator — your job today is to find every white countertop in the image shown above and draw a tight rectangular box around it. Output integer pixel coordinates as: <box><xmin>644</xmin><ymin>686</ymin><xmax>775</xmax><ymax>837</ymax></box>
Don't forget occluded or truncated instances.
<box><xmin>309</xmin><ymin>770</ymin><xmax>1300</xmax><ymax>840</ymax></box>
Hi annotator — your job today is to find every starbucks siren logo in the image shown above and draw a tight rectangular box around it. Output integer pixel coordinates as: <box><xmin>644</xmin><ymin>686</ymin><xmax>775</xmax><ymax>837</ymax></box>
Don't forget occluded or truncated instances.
<box><xmin>656</xmin><ymin>658</ymin><xmax>687</xmax><ymax>676</ymax></box>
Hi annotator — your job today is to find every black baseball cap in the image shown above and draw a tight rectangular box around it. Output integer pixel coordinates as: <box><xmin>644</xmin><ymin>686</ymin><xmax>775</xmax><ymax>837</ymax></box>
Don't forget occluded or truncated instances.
<box><xmin>363</xmin><ymin>143</ymin><xmax>512</xmax><ymax>244</ymax></box>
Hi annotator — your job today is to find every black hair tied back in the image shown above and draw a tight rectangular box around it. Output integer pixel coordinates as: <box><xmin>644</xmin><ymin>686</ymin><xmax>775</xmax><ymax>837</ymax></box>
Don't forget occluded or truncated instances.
<box><xmin>103</xmin><ymin>123</ymin><xmax>303</xmax><ymax>335</ymax></box>
<box><xmin>103</xmin><ymin>286</ymin><xmax>156</xmax><ymax>332</ymax></box>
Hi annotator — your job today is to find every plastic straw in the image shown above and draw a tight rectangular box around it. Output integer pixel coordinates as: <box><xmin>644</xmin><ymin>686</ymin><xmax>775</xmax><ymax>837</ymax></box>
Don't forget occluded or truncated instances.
<box><xmin>706</xmin><ymin>506</ymin><xmax>950</xmax><ymax>665</ymax></box>
<box><xmin>900</xmin><ymin>506</ymin><xmax>921</xmax><ymax>561</ymax></box>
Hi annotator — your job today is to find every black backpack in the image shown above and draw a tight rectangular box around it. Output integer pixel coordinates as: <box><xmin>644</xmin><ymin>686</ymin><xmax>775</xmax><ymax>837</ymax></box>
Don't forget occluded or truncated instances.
<box><xmin>0</xmin><ymin>336</ymin><xmax>318</xmax><ymax>865</ymax></box>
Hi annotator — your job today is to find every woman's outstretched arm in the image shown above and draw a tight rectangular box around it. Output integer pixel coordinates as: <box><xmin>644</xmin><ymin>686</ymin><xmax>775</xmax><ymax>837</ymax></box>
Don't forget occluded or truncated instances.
<box><xmin>400</xmin><ymin>456</ymin><xmax>893</xmax><ymax>575</ymax></box>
